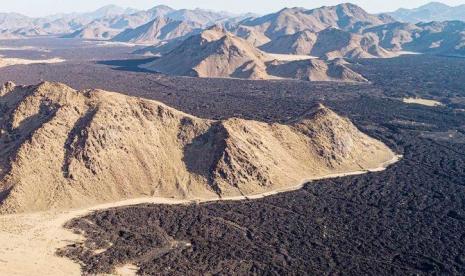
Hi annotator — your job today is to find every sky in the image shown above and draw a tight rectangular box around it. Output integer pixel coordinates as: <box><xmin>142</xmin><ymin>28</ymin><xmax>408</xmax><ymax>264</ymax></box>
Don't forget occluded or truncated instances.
<box><xmin>2</xmin><ymin>0</ymin><xmax>465</xmax><ymax>17</ymax></box>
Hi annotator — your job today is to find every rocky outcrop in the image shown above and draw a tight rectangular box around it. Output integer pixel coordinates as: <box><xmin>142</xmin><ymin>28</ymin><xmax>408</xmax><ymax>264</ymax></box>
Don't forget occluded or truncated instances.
<box><xmin>0</xmin><ymin>82</ymin><xmax>395</xmax><ymax>213</ymax></box>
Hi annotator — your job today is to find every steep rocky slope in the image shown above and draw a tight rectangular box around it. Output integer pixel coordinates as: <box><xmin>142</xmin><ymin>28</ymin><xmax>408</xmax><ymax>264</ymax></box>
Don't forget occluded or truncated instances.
<box><xmin>259</xmin><ymin>30</ymin><xmax>318</xmax><ymax>55</ymax></box>
<box><xmin>362</xmin><ymin>22</ymin><xmax>422</xmax><ymax>51</ymax></box>
<box><xmin>227</xmin><ymin>25</ymin><xmax>272</xmax><ymax>46</ymax></box>
<box><xmin>0</xmin><ymin>82</ymin><xmax>395</xmax><ymax>213</ymax></box>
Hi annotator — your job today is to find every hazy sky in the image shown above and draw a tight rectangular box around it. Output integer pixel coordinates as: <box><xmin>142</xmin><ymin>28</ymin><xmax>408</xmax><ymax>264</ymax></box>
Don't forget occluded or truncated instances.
<box><xmin>3</xmin><ymin>0</ymin><xmax>465</xmax><ymax>17</ymax></box>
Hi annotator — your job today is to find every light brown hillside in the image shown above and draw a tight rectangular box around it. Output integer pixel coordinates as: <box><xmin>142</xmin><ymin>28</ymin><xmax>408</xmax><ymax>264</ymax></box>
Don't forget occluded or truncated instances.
<box><xmin>0</xmin><ymin>82</ymin><xmax>394</xmax><ymax>213</ymax></box>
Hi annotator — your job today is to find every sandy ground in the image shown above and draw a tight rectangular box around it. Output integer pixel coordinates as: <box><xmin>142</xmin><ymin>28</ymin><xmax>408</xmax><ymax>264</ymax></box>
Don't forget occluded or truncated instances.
<box><xmin>0</xmin><ymin>56</ymin><xmax>65</xmax><ymax>68</ymax></box>
<box><xmin>115</xmin><ymin>264</ymin><xmax>139</xmax><ymax>276</ymax></box>
<box><xmin>0</xmin><ymin>46</ymin><xmax>50</xmax><ymax>52</ymax></box>
<box><xmin>264</xmin><ymin>53</ymin><xmax>317</xmax><ymax>62</ymax></box>
<box><xmin>403</xmin><ymin>97</ymin><xmax>444</xmax><ymax>107</ymax></box>
<box><xmin>0</xmin><ymin>154</ymin><xmax>401</xmax><ymax>276</ymax></box>
<box><xmin>92</xmin><ymin>41</ymin><xmax>140</xmax><ymax>47</ymax></box>
<box><xmin>396</xmin><ymin>51</ymin><xmax>422</xmax><ymax>56</ymax></box>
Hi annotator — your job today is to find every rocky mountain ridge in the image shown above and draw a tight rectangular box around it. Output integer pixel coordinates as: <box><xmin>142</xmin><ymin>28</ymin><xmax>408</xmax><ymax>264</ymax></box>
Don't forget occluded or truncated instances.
<box><xmin>0</xmin><ymin>81</ymin><xmax>395</xmax><ymax>213</ymax></box>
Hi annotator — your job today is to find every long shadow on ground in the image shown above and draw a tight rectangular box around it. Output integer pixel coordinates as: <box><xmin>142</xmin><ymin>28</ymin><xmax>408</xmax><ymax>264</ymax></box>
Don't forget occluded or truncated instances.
<box><xmin>97</xmin><ymin>57</ymin><xmax>158</xmax><ymax>73</ymax></box>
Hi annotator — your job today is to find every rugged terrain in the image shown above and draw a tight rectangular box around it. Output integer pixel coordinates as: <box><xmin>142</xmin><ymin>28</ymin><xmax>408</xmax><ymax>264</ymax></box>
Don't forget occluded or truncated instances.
<box><xmin>0</xmin><ymin>81</ymin><xmax>393</xmax><ymax>213</ymax></box>
<box><xmin>1</xmin><ymin>3</ymin><xmax>465</xmax><ymax>59</ymax></box>
<box><xmin>141</xmin><ymin>27</ymin><xmax>368</xmax><ymax>82</ymax></box>
<box><xmin>0</xmin><ymin>5</ymin><xmax>245</xmax><ymax>41</ymax></box>
<box><xmin>0</xmin><ymin>38</ymin><xmax>464</xmax><ymax>275</ymax></box>
<box><xmin>137</xmin><ymin>3</ymin><xmax>465</xmax><ymax>61</ymax></box>
<box><xmin>260</xmin><ymin>27</ymin><xmax>396</xmax><ymax>59</ymax></box>
<box><xmin>235</xmin><ymin>4</ymin><xmax>393</xmax><ymax>42</ymax></box>
<box><xmin>0</xmin><ymin>5</ymin><xmax>138</xmax><ymax>38</ymax></box>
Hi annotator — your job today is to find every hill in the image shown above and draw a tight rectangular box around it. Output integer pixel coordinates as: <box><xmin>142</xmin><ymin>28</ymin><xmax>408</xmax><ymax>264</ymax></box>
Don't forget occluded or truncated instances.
<box><xmin>260</xmin><ymin>27</ymin><xmax>396</xmax><ymax>59</ymax></box>
<box><xmin>387</xmin><ymin>2</ymin><xmax>465</xmax><ymax>23</ymax></box>
<box><xmin>259</xmin><ymin>30</ymin><xmax>317</xmax><ymax>55</ymax></box>
<box><xmin>236</xmin><ymin>3</ymin><xmax>394</xmax><ymax>41</ymax></box>
<box><xmin>363</xmin><ymin>20</ymin><xmax>465</xmax><ymax>57</ymax></box>
<box><xmin>0</xmin><ymin>81</ymin><xmax>395</xmax><ymax>213</ymax></box>
<box><xmin>63</xmin><ymin>25</ymin><xmax>121</xmax><ymax>40</ymax></box>
<box><xmin>140</xmin><ymin>27</ymin><xmax>270</xmax><ymax>79</ymax></box>
<box><xmin>140</xmin><ymin>27</ymin><xmax>368</xmax><ymax>82</ymax></box>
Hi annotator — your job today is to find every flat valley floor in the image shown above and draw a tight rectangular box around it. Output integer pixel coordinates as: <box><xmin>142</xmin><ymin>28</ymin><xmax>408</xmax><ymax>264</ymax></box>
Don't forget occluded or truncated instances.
<box><xmin>0</xmin><ymin>38</ymin><xmax>464</xmax><ymax>275</ymax></box>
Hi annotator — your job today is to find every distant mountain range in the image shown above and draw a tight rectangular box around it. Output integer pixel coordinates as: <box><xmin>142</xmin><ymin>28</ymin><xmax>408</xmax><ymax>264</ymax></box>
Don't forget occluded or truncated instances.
<box><xmin>0</xmin><ymin>5</ymin><xmax>250</xmax><ymax>40</ymax></box>
<box><xmin>133</xmin><ymin>3</ymin><xmax>465</xmax><ymax>82</ymax></box>
<box><xmin>387</xmin><ymin>2</ymin><xmax>465</xmax><ymax>23</ymax></box>
<box><xmin>47</xmin><ymin>5</ymin><xmax>139</xmax><ymax>21</ymax></box>
<box><xmin>236</xmin><ymin>4</ymin><xmax>395</xmax><ymax>42</ymax></box>
<box><xmin>1</xmin><ymin>2</ymin><xmax>465</xmax><ymax>76</ymax></box>
<box><xmin>0</xmin><ymin>5</ymin><xmax>139</xmax><ymax>38</ymax></box>
<box><xmin>63</xmin><ymin>6</ymin><xmax>255</xmax><ymax>41</ymax></box>
<box><xmin>138</xmin><ymin>4</ymin><xmax>399</xmax><ymax>58</ymax></box>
